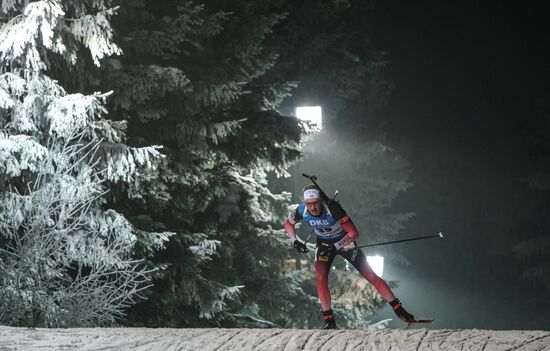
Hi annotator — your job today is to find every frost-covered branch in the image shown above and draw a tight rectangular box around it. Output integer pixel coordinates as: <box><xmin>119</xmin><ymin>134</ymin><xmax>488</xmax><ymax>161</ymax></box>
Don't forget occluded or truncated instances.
<box><xmin>0</xmin><ymin>0</ymin><xmax>122</xmax><ymax>71</ymax></box>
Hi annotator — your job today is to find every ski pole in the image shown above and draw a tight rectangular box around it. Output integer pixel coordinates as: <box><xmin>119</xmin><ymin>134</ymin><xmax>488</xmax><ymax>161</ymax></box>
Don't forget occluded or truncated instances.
<box><xmin>357</xmin><ymin>232</ymin><xmax>444</xmax><ymax>249</ymax></box>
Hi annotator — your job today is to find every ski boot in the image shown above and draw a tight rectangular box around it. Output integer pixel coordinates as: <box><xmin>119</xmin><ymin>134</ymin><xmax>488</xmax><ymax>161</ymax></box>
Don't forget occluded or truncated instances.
<box><xmin>322</xmin><ymin>309</ymin><xmax>337</xmax><ymax>329</ymax></box>
<box><xmin>390</xmin><ymin>298</ymin><xmax>415</xmax><ymax>323</ymax></box>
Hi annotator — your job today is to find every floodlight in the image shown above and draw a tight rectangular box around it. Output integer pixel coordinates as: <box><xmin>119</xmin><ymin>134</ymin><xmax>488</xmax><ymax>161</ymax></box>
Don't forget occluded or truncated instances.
<box><xmin>295</xmin><ymin>106</ymin><xmax>322</xmax><ymax>128</ymax></box>
<box><xmin>367</xmin><ymin>255</ymin><xmax>384</xmax><ymax>277</ymax></box>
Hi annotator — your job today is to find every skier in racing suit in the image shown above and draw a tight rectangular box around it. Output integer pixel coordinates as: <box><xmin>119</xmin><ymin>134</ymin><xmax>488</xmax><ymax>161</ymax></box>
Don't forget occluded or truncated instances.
<box><xmin>284</xmin><ymin>184</ymin><xmax>415</xmax><ymax>329</ymax></box>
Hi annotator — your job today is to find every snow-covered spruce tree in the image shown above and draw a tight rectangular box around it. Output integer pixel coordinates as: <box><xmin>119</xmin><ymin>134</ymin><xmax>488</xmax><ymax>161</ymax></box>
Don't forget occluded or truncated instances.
<box><xmin>0</xmin><ymin>1</ymin><xmax>170</xmax><ymax>327</ymax></box>
<box><xmin>76</xmin><ymin>0</ymin><xmax>320</xmax><ymax>328</ymax></box>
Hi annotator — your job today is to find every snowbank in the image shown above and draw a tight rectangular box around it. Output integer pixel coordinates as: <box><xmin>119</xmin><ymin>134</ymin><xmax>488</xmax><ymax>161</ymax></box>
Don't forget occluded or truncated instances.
<box><xmin>1</xmin><ymin>326</ymin><xmax>549</xmax><ymax>350</ymax></box>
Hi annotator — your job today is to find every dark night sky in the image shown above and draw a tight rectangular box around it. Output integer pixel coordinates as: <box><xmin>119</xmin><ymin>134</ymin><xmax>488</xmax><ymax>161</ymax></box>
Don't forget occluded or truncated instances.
<box><xmin>363</xmin><ymin>1</ymin><xmax>550</xmax><ymax>329</ymax></box>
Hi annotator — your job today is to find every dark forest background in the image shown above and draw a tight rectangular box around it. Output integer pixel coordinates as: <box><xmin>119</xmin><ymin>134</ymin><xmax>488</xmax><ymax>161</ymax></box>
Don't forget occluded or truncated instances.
<box><xmin>365</xmin><ymin>0</ymin><xmax>550</xmax><ymax>330</ymax></box>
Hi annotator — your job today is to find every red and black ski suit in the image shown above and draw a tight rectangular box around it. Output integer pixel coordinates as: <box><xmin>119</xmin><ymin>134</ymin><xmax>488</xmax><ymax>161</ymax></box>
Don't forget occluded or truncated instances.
<box><xmin>285</xmin><ymin>200</ymin><xmax>396</xmax><ymax>312</ymax></box>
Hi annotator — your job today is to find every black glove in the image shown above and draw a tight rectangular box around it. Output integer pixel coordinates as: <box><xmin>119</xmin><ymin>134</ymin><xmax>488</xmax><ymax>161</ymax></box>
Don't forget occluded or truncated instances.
<box><xmin>390</xmin><ymin>298</ymin><xmax>415</xmax><ymax>323</ymax></box>
<box><xmin>318</xmin><ymin>242</ymin><xmax>337</xmax><ymax>257</ymax></box>
<box><xmin>293</xmin><ymin>240</ymin><xmax>308</xmax><ymax>253</ymax></box>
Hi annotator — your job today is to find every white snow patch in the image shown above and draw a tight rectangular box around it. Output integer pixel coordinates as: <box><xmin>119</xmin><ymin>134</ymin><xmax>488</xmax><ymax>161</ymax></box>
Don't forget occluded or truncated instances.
<box><xmin>0</xmin><ymin>326</ymin><xmax>549</xmax><ymax>350</ymax></box>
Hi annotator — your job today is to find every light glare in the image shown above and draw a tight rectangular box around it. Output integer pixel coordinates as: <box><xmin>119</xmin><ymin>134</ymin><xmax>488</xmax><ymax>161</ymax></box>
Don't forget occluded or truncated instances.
<box><xmin>367</xmin><ymin>255</ymin><xmax>384</xmax><ymax>277</ymax></box>
<box><xmin>296</xmin><ymin>106</ymin><xmax>322</xmax><ymax>128</ymax></box>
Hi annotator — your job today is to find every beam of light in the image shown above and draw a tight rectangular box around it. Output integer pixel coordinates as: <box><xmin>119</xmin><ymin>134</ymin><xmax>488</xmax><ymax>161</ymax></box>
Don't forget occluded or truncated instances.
<box><xmin>295</xmin><ymin>106</ymin><xmax>322</xmax><ymax>128</ymax></box>
<box><xmin>367</xmin><ymin>255</ymin><xmax>384</xmax><ymax>277</ymax></box>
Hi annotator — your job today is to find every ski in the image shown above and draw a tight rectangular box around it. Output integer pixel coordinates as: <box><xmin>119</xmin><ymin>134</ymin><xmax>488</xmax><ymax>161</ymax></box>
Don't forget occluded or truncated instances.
<box><xmin>405</xmin><ymin>319</ymin><xmax>434</xmax><ymax>329</ymax></box>
<box><xmin>404</xmin><ymin>319</ymin><xmax>434</xmax><ymax>330</ymax></box>
<box><xmin>410</xmin><ymin>319</ymin><xmax>434</xmax><ymax>324</ymax></box>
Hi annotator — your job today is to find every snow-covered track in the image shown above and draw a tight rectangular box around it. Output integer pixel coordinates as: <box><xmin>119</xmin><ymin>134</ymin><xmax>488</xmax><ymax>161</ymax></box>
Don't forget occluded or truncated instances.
<box><xmin>1</xmin><ymin>326</ymin><xmax>549</xmax><ymax>350</ymax></box>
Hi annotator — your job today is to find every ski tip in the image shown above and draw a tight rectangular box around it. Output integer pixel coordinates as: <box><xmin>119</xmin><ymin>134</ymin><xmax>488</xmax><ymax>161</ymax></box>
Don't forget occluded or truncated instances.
<box><xmin>438</xmin><ymin>232</ymin><xmax>444</xmax><ymax>238</ymax></box>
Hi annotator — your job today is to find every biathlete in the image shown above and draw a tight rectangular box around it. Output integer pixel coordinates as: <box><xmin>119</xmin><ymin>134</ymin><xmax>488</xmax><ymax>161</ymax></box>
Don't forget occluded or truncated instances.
<box><xmin>284</xmin><ymin>184</ymin><xmax>416</xmax><ymax>329</ymax></box>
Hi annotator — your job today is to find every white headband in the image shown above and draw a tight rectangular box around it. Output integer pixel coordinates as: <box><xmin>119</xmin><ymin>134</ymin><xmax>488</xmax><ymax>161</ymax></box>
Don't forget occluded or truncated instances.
<box><xmin>303</xmin><ymin>189</ymin><xmax>320</xmax><ymax>202</ymax></box>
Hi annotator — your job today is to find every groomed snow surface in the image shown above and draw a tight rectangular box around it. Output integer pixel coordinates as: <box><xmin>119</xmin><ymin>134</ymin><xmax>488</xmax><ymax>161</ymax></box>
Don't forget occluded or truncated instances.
<box><xmin>1</xmin><ymin>326</ymin><xmax>549</xmax><ymax>350</ymax></box>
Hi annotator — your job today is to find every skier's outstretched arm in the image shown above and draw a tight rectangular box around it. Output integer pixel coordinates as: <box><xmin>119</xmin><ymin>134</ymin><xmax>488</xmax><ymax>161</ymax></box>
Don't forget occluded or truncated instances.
<box><xmin>285</xmin><ymin>207</ymin><xmax>308</xmax><ymax>253</ymax></box>
<box><xmin>284</xmin><ymin>218</ymin><xmax>297</xmax><ymax>241</ymax></box>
